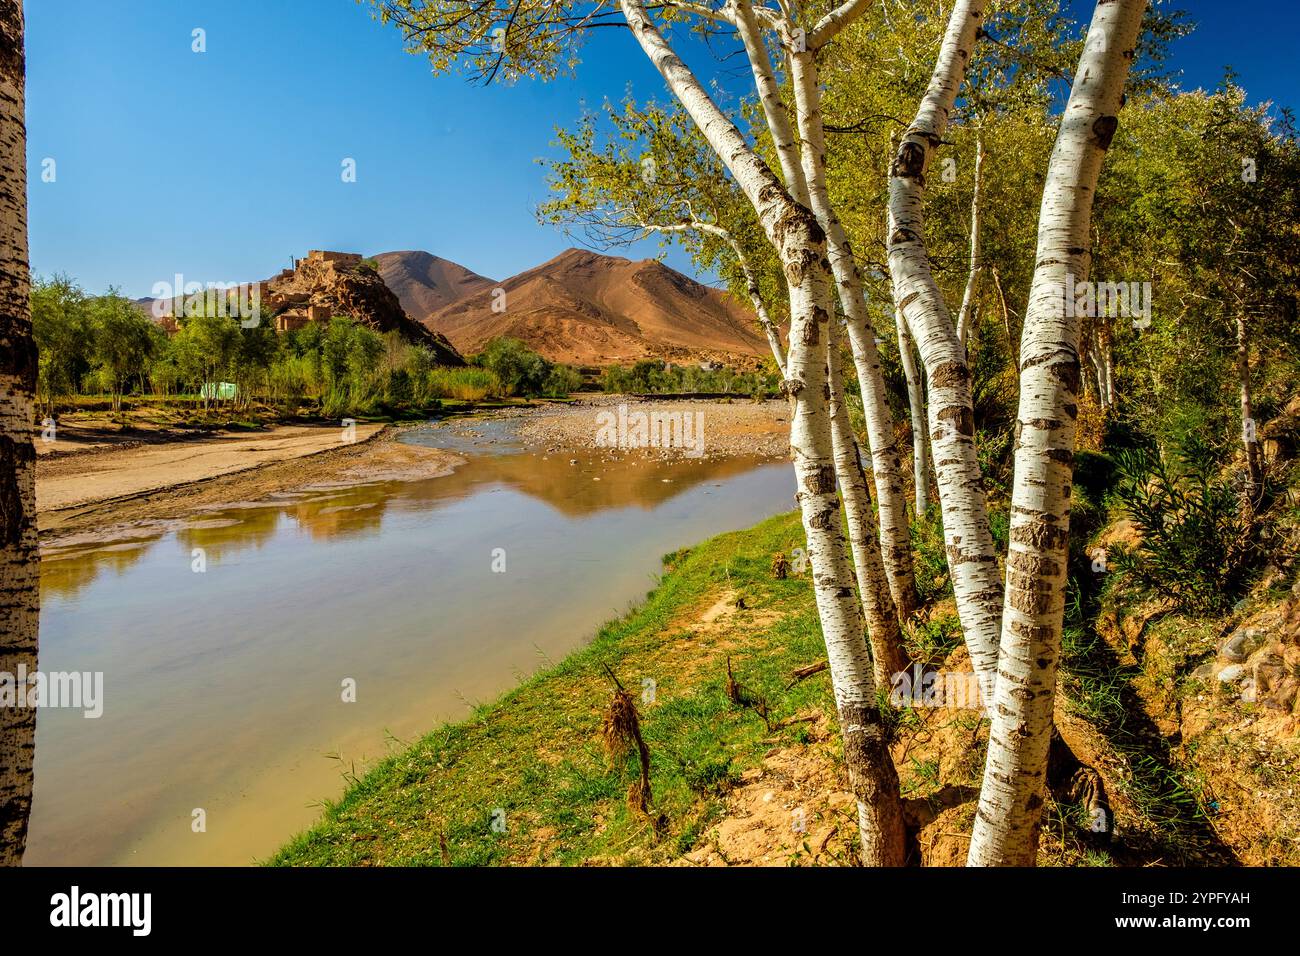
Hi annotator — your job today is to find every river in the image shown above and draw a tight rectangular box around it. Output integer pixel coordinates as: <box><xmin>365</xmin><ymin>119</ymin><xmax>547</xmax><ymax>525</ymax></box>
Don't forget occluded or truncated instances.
<box><xmin>26</xmin><ymin>417</ymin><xmax>795</xmax><ymax>865</ymax></box>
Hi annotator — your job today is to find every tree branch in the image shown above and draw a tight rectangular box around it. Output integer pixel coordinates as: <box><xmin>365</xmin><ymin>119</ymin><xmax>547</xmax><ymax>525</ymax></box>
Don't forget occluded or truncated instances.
<box><xmin>809</xmin><ymin>0</ymin><xmax>874</xmax><ymax>50</ymax></box>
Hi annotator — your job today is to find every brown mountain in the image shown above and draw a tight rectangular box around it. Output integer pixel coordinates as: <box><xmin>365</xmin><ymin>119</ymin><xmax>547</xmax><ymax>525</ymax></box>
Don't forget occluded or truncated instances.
<box><xmin>373</xmin><ymin>250</ymin><xmax>496</xmax><ymax>321</ymax></box>
<box><xmin>422</xmin><ymin>248</ymin><xmax>770</xmax><ymax>366</ymax></box>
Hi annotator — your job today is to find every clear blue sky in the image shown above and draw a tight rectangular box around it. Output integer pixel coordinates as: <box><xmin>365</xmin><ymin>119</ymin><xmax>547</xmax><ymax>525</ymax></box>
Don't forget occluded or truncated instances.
<box><xmin>24</xmin><ymin>0</ymin><xmax>1300</xmax><ymax>299</ymax></box>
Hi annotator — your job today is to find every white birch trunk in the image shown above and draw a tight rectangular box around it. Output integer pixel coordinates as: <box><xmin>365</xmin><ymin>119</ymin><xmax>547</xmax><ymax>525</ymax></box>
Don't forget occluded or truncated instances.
<box><xmin>1087</xmin><ymin>343</ymin><xmax>1108</xmax><ymax>410</ymax></box>
<box><xmin>886</xmin><ymin>0</ymin><xmax>1003</xmax><ymax>708</ymax></box>
<box><xmin>788</xmin><ymin>47</ymin><xmax>919</xmax><ymax>618</ymax></box>
<box><xmin>955</xmin><ymin>132</ymin><xmax>985</xmax><ymax>352</ymax></box>
<box><xmin>1237</xmin><ymin>312</ymin><xmax>1260</xmax><ymax>503</ymax></box>
<box><xmin>0</xmin><ymin>0</ymin><xmax>37</xmax><ymax>867</ymax></box>
<box><xmin>895</xmin><ymin>307</ymin><xmax>931</xmax><ymax>516</ymax></box>
<box><xmin>735</xmin><ymin>0</ymin><xmax>917</xmax><ymax>616</ymax></box>
<box><xmin>1103</xmin><ymin>343</ymin><xmax>1116</xmax><ymax>407</ymax></box>
<box><xmin>619</xmin><ymin>0</ymin><xmax>905</xmax><ymax>864</ymax></box>
<box><xmin>1086</xmin><ymin>324</ymin><xmax>1115</xmax><ymax>412</ymax></box>
<box><xmin>747</xmin><ymin>268</ymin><xmax>786</xmax><ymax>376</ymax></box>
<box><xmin>1098</xmin><ymin>316</ymin><xmax>1116</xmax><ymax>408</ymax></box>
<box><xmin>807</xmin><ymin>0</ymin><xmax>875</xmax><ymax>48</ymax></box>
<box><xmin>828</xmin><ymin>321</ymin><xmax>908</xmax><ymax>688</ymax></box>
<box><xmin>733</xmin><ymin>0</ymin><xmax>809</xmax><ymax>207</ymax></box>
<box><xmin>968</xmin><ymin>0</ymin><xmax>1147</xmax><ymax>867</ymax></box>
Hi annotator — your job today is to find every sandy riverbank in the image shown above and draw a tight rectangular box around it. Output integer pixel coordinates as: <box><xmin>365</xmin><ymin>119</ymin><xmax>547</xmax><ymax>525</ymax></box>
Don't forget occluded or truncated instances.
<box><xmin>37</xmin><ymin>423</ymin><xmax>389</xmax><ymax>512</ymax></box>
<box><xmin>496</xmin><ymin>395</ymin><xmax>789</xmax><ymax>460</ymax></box>
<box><xmin>36</xmin><ymin>424</ymin><xmax>462</xmax><ymax>539</ymax></box>
<box><xmin>35</xmin><ymin>398</ymin><xmax>791</xmax><ymax>541</ymax></box>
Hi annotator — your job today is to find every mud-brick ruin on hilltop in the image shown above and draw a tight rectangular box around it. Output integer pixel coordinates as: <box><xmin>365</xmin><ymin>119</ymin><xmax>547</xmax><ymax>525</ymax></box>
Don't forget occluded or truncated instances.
<box><xmin>259</xmin><ymin>250</ymin><xmax>464</xmax><ymax>364</ymax></box>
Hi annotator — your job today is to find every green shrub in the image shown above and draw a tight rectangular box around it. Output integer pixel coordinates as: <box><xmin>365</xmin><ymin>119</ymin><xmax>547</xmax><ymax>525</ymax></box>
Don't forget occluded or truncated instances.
<box><xmin>426</xmin><ymin>367</ymin><xmax>502</xmax><ymax>401</ymax></box>
<box><xmin>910</xmin><ymin>507</ymin><xmax>952</xmax><ymax>604</ymax></box>
<box><xmin>476</xmin><ymin>337</ymin><xmax>551</xmax><ymax>396</ymax></box>
<box><xmin>1110</xmin><ymin>449</ymin><xmax>1259</xmax><ymax>613</ymax></box>
<box><xmin>975</xmin><ymin>427</ymin><xmax>1014</xmax><ymax>498</ymax></box>
<box><xmin>988</xmin><ymin>503</ymin><xmax>1010</xmax><ymax>556</ymax></box>
<box><xmin>541</xmin><ymin>363</ymin><xmax>582</xmax><ymax>397</ymax></box>
<box><xmin>472</xmin><ymin>337</ymin><xmax>582</xmax><ymax>397</ymax></box>
<box><xmin>601</xmin><ymin>358</ymin><xmax>779</xmax><ymax>396</ymax></box>
<box><xmin>321</xmin><ymin>385</ymin><xmax>353</xmax><ymax>420</ymax></box>
<box><xmin>385</xmin><ymin>368</ymin><xmax>413</xmax><ymax>406</ymax></box>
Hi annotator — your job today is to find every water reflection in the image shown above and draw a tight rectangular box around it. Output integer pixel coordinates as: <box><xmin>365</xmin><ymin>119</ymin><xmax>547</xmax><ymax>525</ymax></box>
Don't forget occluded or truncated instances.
<box><xmin>41</xmin><ymin>426</ymin><xmax>782</xmax><ymax>599</ymax></box>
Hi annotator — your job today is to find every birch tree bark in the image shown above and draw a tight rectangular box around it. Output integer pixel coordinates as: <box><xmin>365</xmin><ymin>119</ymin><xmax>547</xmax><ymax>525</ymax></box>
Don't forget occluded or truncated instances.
<box><xmin>1084</xmin><ymin>322</ymin><xmax>1114</xmax><ymax>412</ymax></box>
<box><xmin>732</xmin><ymin>0</ymin><xmax>809</xmax><ymax>208</ymax></box>
<box><xmin>955</xmin><ymin>132</ymin><xmax>985</xmax><ymax>351</ymax></box>
<box><xmin>619</xmin><ymin>0</ymin><xmax>905</xmax><ymax>864</ymax></box>
<box><xmin>734</xmin><ymin>0</ymin><xmax>918</xmax><ymax>619</ymax></box>
<box><xmin>1087</xmin><ymin>343</ymin><xmax>1109</xmax><ymax>410</ymax></box>
<box><xmin>828</xmin><ymin>321</ymin><xmax>908</xmax><ymax>688</ymax></box>
<box><xmin>653</xmin><ymin>220</ymin><xmax>907</xmax><ymax>686</ymax></box>
<box><xmin>0</xmin><ymin>0</ymin><xmax>37</xmax><ymax>867</ymax></box>
<box><xmin>786</xmin><ymin>48</ymin><xmax>918</xmax><ymax>619</ymax></box>
<box><xmin>1098</xmin><ymin>316</ymin><xmax>1116</xmax><ymax>407</ymax></box>
<box><xmin>895</xmin><ymin>307</ymin><xmax>931</xmax><ymax>516</ymax></box>
<box><xmin>1102</xmin><ymin>340</ymin><xmax>1116</xmax><ymax>407</ymax></box>
<box><xmin>968</xmin><ymin>0</ymin><xmax>1147</xmax><ymax>867</ymax></box>
<box><xmin>992</xmin><ymin>264</ymin><xmax>1020</xmax><ymax>377</ymax></box>
<box><xmin>625</xmin><ymin>214</ymin><xmax>899</xmax><ymax>689</ymax></box>
<box><xmin>886</xmin><ymin>0</ymin><xmax>1003</xmax><ymax>708</ymax></box>
<box><xmin>732</xmin><ymin>233</ymin><xmax>787</xmax><ymax>376</ymax></box>
<box><xmin>1236</xmin><ymin>311</ymin><xmax>1261</xmax><ymax>505</ymax></box>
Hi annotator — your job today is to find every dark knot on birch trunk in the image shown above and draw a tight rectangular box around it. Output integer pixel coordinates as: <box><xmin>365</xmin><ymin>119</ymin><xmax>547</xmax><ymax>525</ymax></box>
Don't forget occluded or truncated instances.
<box><xmin>1092</xmin><ymin>115</ymin><xmax>1119</xmax><ymax>151</ymax></box>
<box><xmin>891</xmin><ymin>140</ymin><xmax>926</xmax><ymax>182</ymax></box>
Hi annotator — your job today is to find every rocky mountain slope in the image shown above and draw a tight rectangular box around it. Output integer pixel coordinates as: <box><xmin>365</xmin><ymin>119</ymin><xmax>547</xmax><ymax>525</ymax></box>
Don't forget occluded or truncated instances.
<box><xmin>373</xmin><ymin>250</ymin><xmax>497</xmax><ymax>321</ymax></box>
<box><xmin>422</xmin><ymin>248</ymin><xmax>771</xmax><ymax>366</ymax></box>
